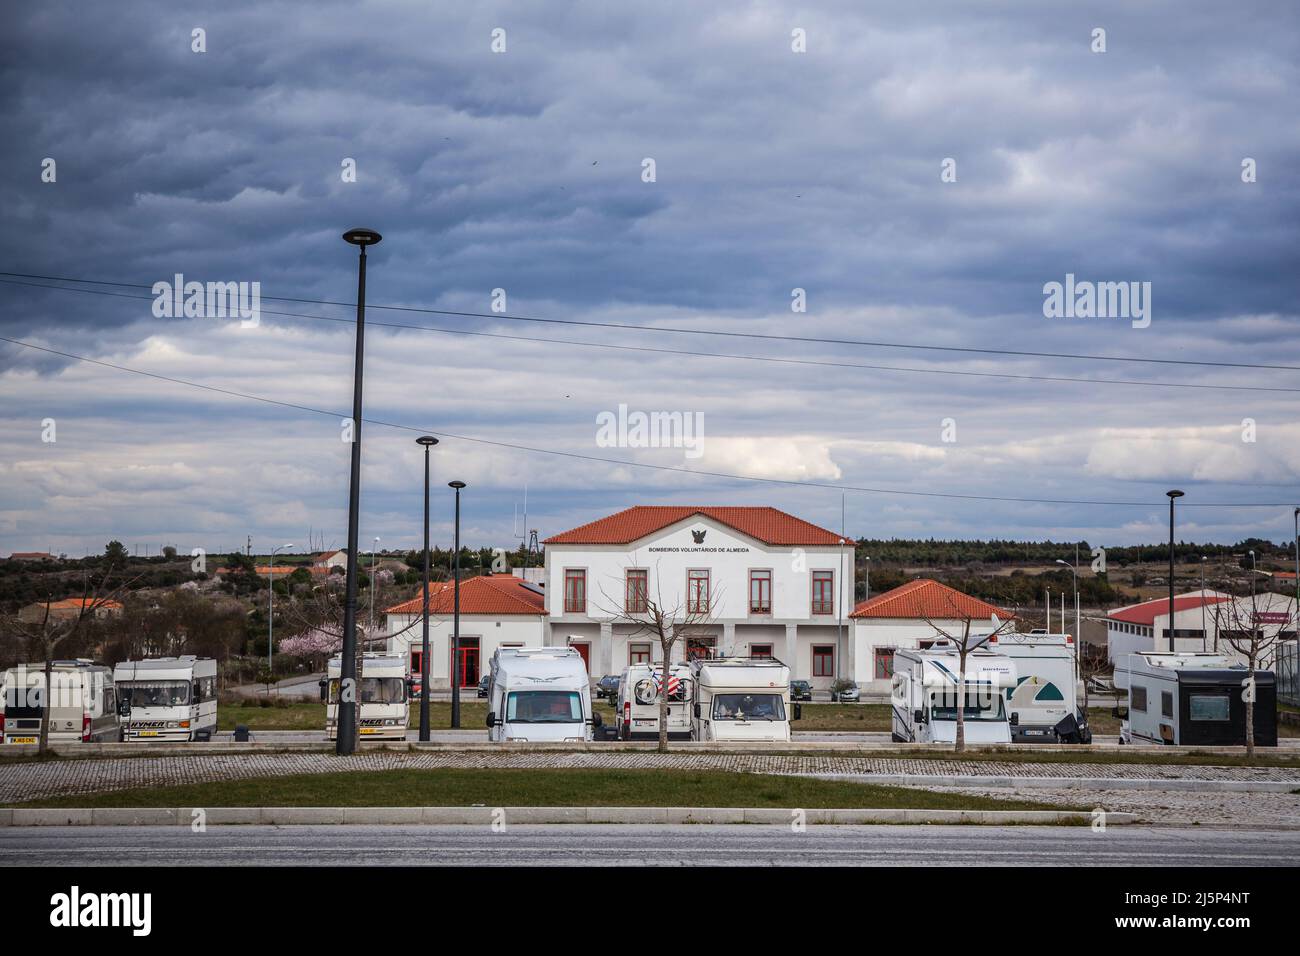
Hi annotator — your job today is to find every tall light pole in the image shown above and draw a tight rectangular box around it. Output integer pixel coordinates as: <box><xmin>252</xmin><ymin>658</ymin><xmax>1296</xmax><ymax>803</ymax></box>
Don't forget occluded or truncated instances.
<box><xmin>369</xmin><ymin>536</ymin><xmax>381</xmax><ymax>637</ymax></box>
<box><xmin>864</xmin><ymin>556</ymin><xmax>871</xmax><ymax>601</ymax></box>
<box><xmin>269</xmin><ymin>542</ymin><xmax>294</xmax><ymax>674</ymax></box>
<box><xmin>1248</xmin><ymin>549</ymin><xmax>1257</xmax><ymax>601</ymax></box>
<box><xmin>337</xmin><ymin>227</ymin><xmax>381</xmax><ymax>756</ymax></box>
<box><xmin>1293</xmin><ymin>508</ymin><xmax>1299</xmax><ymax>652</ymax></box>
<box><xmin>416</xmin><ymin>436</ymin><xmax>438</xmax><ymax>741</ymax></box>
<box><xmin>1054</xmin><ymin>558</ymin><xmax>1079</xmax><ymax>640</ymax></box>
<box><xmin>449</xmin><ymin>480</ymin><xmax>466</xmax><ymax>729</ymax></box>
<box><xmin>1200</xmin><ymin>555</ymin><xmax>1208</xmax><ymax>651</ymax></box>
<box><xmin>1166</xmin><ymin>490</ymin><xmax>1184</xmax><ymax>652</ymax></box>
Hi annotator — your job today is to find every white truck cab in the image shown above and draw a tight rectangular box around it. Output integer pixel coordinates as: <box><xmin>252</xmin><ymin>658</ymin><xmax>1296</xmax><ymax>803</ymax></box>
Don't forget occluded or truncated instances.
<box><xmin>114</xmin><ymin>656</ymin><xmax>218</xmax><ymax>741</ymax></box>
<box><xmin>322</xmin><ymin>653</ymin><xmax>410</xmax><ymax>741</ymax></box>
<box><xmin>689</xmin><ymin>656</ymin><xmax>793</xmax><ymax>742</ymax></box>
<box><xmin>485</xmin><ymin>646</ymin><xmax>598</xmax><ymax>742</ymax></box>
<box><xmin>891</xmin><ymin>642</ymin><xmax>1017</xmax><ymax>744</ymax></box>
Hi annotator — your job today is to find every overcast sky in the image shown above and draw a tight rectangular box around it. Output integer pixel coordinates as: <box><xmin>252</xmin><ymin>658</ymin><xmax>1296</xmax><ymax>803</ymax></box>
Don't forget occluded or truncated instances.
<box><xmin>1</xmin><ymin>1</ymin><xmax>1298</xmax><ymax>558</ymax></box>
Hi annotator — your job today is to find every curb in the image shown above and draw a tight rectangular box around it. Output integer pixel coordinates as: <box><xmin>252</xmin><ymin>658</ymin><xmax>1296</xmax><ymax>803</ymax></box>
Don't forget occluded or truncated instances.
<box><xmin>0</xmin><ymin>806</ymin><xmax>1134</xmax><ymax>827</ymax></box>
<box><xmin>806</xmin><ymin>773</ymin><xmax>1300</xmax><ymax>794</ymax></box>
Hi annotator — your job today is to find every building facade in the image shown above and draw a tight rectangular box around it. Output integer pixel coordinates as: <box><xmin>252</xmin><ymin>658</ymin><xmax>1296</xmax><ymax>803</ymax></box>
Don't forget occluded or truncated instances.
<box><xmin>541</xmin><ymin>506</ymin><xmax>855</xmax><ymax>688</ymax></box>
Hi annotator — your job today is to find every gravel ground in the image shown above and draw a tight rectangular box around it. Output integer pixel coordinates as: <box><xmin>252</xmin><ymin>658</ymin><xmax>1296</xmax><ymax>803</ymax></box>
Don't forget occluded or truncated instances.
<box><xmin>3</xmin><ymin>751</ymin><xmax>1299</xmax><ymax>805</ymax></box>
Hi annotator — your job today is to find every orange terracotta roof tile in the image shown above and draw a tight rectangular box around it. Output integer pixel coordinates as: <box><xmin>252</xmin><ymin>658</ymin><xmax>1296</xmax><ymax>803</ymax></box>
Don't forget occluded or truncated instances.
<box><xmin>850</xmin><ymin>579</ymin><xmax>1010</xmax><ymax>620</ymax></box>
<box><xmin>39</xmin><ymin>597</ymin><xmax>124</xmax><ymax>611</ymax></box>
<box><xmin>384</xmin><ymin>575</ymin><xmax>546</xmax><ymax>616</ymax></box>
<box><xmin>1107</xmin><ymin>593</ymin><xmax>1232</xmax><ymax>626</ymax></box>
<box><xmin>544</xmin><ymin>506</ymin><xmax>847</xmax><ymax>547</ymax></box>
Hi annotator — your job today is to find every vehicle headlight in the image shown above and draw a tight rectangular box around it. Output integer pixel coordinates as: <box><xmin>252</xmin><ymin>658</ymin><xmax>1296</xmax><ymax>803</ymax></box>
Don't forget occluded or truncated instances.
<box><xmin>165</xmin><ymin>721</ymin><xmax>178</xmax><ymax>729</ymax></box>
<box><xmin>384</xmin><ymin>719</ymin><xmax>398</xmax><ymax>726</ymax></box>
<box><xmin>563</xmin><ymin>737</ymin><xmax>583</xmax><ymax>742</ymax></box>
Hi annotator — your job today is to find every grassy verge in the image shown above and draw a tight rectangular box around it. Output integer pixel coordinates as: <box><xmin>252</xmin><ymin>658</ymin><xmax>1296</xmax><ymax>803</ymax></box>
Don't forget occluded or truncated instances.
<box><xmin>4</xmin><ymin>768</ymin><xmax>1067</xmax><ymax>812</ymax></box>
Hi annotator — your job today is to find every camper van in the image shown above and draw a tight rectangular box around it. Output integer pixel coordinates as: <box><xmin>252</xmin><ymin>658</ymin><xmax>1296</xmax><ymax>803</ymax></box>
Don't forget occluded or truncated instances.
<box><xmin>891</xmin><ymin>642</ymin><xmax>1017</xmax><ymax>744</ymax></box>
<box><xmin>321</xmin><ymin>653</ymin><xmax>410</xmax><ymax>741</ymax></box>
<box><xmin>114</xmin><ymin>656</ymin><xmax>218</xmax><ymax>741</ymax></box>
<box><xmin>995</xmin><ymin>632</ymin><xmax>1087</xmax><ymax>742</ymax></box>
<box><xmin>689</xmin><ymin>656</ymin><xmax>793</xmax><ymax>742</ymax></box>
<box><xmin>616</xmin><ymin>662</ymin><xmax>692</xmax><ymax>741</ymax></box>
<box><xmin>0</xmin><ymin>660</ymin><xmax>121</xmax><ymax>744</ymax></box>
<box><xmin>1116</xmin><ymin>652</ymin><xmax>1277</xmax><ymax>747</ymax></box>
<box><xmin>485</xmin><ymin>646</ymin><xmax>599</xmax><ymax>742</ymax></box>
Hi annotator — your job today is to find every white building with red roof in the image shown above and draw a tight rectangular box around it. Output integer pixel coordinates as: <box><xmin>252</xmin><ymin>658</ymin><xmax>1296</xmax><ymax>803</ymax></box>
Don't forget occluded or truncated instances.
<box><xmin>849</xmin><ymin>579</ymin><xmax>1013</xmax><ymax>694</ymax></box>
<box><xmin>542</xmin><ymin>506</ymin><xmax>855</xmax><ymax>688</ymax></box>
<box><xmin>1106</xmin><ymin>589</ymin><xmax>1296</xmax><ymax>668</ymax></box>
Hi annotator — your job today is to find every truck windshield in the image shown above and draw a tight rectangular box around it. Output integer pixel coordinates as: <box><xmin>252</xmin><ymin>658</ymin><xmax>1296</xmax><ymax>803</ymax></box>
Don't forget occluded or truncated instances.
<box><xmin>121</xmin><ymin>680</ymin><xmax>190</xmax><ymax>707</ymax></box>
<box><xmin>712</xmin><ymin>693</ymin><xmax>785</xmax><ymax>721</ymax></box>
<box><xmin>326</xmin><ymin>677</ymin><xmax>406</xmax><ymax>704</ymax></box>
<box><xmin>931</xmin><ymin>692</ymin><xmax>1005</xmax><ymax>721</ymax></box>
<box><xmin>506</xmin><ymin>690</ymin><xmax>582</xmax><ymax>723</ymax></box>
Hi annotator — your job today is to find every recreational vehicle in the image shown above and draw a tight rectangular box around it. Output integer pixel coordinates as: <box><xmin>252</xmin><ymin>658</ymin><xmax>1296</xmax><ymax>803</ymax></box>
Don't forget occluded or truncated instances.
<box><xmin>0</xmin><ymin>660</ymin><xmax>121</xmax><ymax>744</ymax></box>
<box><xmin>1116</xmin><ymin>652</ymin><xmax>1277</xmax><ymax>747</ymax></box>
<box><xmin>689</xmin><ymin>656</ymin><xmax>794</xmax><ymax>742</ymax></box>
<box><xmin>485</xmin><ymin>646</ymin><xmax>600</xmax><ymax>742</ymax></box>
<box><xmin>321</xmin><ymin>653</ymin><xmax>410</xmax><ymax>741</ymax></box>
<box><xmin>996</xmin><ymin>632</ymin><xmax>1088</xmax><ymax>743</ymax></box>
<box><xmin>891</xmin><ymin>642</ymin><xmax>1017</xmax><ymax>744</ymax></box>
<box><xmin>616</xmin><ymin>661</ymin><xmax>692</xmax><ymax>741</ymax></box>
<box><xmin>114</xmin><ymin>656</ymin><xmax>218</xmax><ymax>741</ymax></box>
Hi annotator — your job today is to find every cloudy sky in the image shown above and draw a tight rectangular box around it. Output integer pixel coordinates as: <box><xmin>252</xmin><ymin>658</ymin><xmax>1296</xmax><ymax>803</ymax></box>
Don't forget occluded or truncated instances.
<box><xmin>2</xmin><ymin>0</ymin><xmax>1298</xmax><ymax>558</ymax></box>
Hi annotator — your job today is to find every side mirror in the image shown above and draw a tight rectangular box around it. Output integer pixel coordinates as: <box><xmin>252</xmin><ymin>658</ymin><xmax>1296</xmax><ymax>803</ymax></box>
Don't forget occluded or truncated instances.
<box><xmin>318</xmin><ymin>679</ymin><xmax>328</xmax><ymax>704</ymax></box>
<box><xmin>485</xmin><ymin>711</ymin><xmax>495</xmax><ymax>729</ymax></box>
<box><xmin>792</xmin><ymin>703</ymin><xmax>802</xmax><ymax>721</ymax></box>
<box><xmin>117</xmin><ymin>698</ymin><xmax>131</xmax><ymax>718</ymax></box>
<box><xmin>913</xmin><ymin>709</ymin><xmax>924</xmax><ymax>723</ymax></box>
<box><xmin>693</xmin><ymin>703</ymin><xmax>701</xmax><ymax>719</ymax></box>
<box><xmin>592</xmin><ymin>712</ymin><xmax>603</xmax><ymax>728</ymax></box>
<box><xmin>406</xmin><ymin>678</ymin><xmax>416</xmax><ymax>699</ymax></box>
<box><xmin>193</xmin><ymin>681</ymin><xmax>202</xmax><ymax>700</ymax></box>
<box><xmin>1110</xmin><ymin>706</ymin><xmax>1123</xmax><ymax>719</ymax></box>
<box><xmin>1009</xmin><ymin>711</ymin><xmax>1019</xmax><ymax>727</ymax></box>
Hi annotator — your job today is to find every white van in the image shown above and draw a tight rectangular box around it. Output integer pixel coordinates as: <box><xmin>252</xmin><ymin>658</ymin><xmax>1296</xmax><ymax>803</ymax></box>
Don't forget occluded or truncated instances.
<box><xmin>321</xmin><ymin>654</ymin><xmax>410</xmax><ymax>741</ymax></box>
<box><xmin>1116</xmin><ymin>652</ymin><xmax>1277</xmax><ymax>747</ymax></box>
<box><xmin>616</xmin><ymin>662</ymin><xmax>692</xmax><ymax>741</ymax></box>
<box><xmin>485</xmin><ymin>646</ymin><xmax>600</xmax><ymax>742</ymax></box>
<box><xmin>689</xmin><ymin>656</ymin><xmax>793</xmax><ymax>742</ymax></box>
<box><xmin>1</xmin><ymin>660</ymin><xmax>121</xmax><ymax>744</ymax></box>
<box><xmin>994</xmin><ymin>632</ymin><xmax>1086</xmax><ymax>742</ymax></box>
<box><xmin>114</xmin><ymin>656</ymin><xmax>218</xmax><ymax>741</ymax></box>
<box><xmin>891</xmin><ymin>642</ymin><xmax>1017</xmax><ymax>744</ymax></box>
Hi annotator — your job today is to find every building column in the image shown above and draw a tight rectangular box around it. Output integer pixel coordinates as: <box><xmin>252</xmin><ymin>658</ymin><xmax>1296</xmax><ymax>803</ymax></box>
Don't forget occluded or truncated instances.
<box><xmin>722</xmin><ymin>622</ymin><xmax>736</xmax><ymax>656</ymax></box>
<box><xmin>784</xmin><ymin>624</ymin><xmax>798</xmax><ymax>672</ymax></box>
<box><xmin>600</xmin><ymin>622</ymin><xmax>614</xmax><ymax>675</ymax></box>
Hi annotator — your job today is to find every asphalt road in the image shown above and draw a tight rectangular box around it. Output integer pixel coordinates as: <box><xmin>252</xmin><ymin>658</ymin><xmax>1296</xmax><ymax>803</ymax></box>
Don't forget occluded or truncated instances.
<box><xmin>4</xmin><ymin>824</ymin><xmax>1297</xmax><ymax>866</ymax></box>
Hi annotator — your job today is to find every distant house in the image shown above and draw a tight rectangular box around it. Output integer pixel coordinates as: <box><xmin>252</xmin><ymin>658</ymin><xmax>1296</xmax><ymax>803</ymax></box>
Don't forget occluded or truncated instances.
<box><xmin>312</xmin><ymin>549</ymin><xmax>348</xmax><ymax>571</ymax></box>
<box><xmin>17</xmin><ymin>597</ymin><xmax>124</xmax><ymax>624</ymax></box>
<box><xmin>255</xmin><ymin>565</ymin><xmax>295</xmax><ymax>578</ymax></box>
<box><xmin>8</xmin><ymin>552</ymin><xmax>53</xmax><ymax>562</ymax></box>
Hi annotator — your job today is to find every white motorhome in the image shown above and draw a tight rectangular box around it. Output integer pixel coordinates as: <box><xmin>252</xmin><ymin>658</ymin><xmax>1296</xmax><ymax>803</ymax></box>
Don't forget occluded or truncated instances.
<box><xmin>485</xmin><ymin>646</ymin><xmax>600</xmax><ymax>742</ymax></box>
<box><xmin>689</xmin><ymin>656</ymin><xmax>793</xmax><ymax>742</ymax></box>
<box><xmin>114</xmin><ymin>656</ymin><xmax>218</xmax><ymax>741</ymax></box>
<box><xmin>0</xmin><ymin>660</ymin><xmax>120</xmax><ymax>744</ymax></box>
<box><xmin>995</xmin><ymin>632</ymin><xmax>1086</xmax><ymax>742</ymax></box>
<box><xmin>321</xmin><ymin>653</ymin><xmax>410</xmax><ymax>741</ymax></box>
<box><xmin>1116</xmin><ymin>652</ymin><xmax>1277</xmax><ymax>747</ymax></box>
<box><xmin>616</xmin><ymin>662</ymin><xmax>692</xmax><ymax>741</ymax></box>
<box><xmin>891</xmin><ymin>642</ymin><xmax>1017</xmax><ymax>744</ymax></box>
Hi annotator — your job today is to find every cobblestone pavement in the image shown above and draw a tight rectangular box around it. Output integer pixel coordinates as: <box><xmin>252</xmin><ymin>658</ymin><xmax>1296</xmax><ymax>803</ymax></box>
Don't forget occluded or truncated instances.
<box><xmin>924</xmin><ymin>785</ymin><xmax>1300</xmax><ymax>827</ymax></box>
<box><xmin>3</xmin><ymin>751</ymin><xmax>1299</xmax><ymax>805</ymax></box>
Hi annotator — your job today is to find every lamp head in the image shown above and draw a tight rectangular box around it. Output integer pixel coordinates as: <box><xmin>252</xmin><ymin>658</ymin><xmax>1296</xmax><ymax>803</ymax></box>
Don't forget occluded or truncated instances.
<box><xmin>449</xmin><ymin>480</ymin><xmax>466</xmax><ymax>490</ymax></box>
<box><xmin>1166</xmin><ymin>489</ymin><xmax>1185</xmax><ymax>500</ymax></box>
<box><xmin>416</xmin><ymin>435</ymin><xmax>438</xmax><ymax>447</ymax></box>
<box><xmin>342</xmin><ymin>228</ymin><xmax>382</xmax><ymax>247</ymax></box>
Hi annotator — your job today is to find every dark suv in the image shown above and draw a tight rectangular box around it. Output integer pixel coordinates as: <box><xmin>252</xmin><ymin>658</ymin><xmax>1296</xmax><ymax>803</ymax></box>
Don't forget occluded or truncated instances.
<box><xmin>790</xmin><ymin>680</ymin><xmax>812</xmax><ymax>701</ymax></box>
<box><xmin>595</xmin><ymin>674</ymin><xmax>621</xmax><ymax>700</ymax></box>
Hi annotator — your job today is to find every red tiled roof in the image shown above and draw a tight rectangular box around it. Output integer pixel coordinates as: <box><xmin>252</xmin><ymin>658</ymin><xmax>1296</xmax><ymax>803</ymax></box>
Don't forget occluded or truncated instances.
<box><xmin>850</xmin><ymin>579</ymin><xmax>1010</xmax><ymax>620</ymax></box>
<box><xmin>544</xmin><ymin>506</ymin><xmax>847</xmax><ymax>547</ymax></box>
<box><xmin>1108</xmin><ymin>593</ymin><xmax>1232</xmax><ymax>626</ymax></box>
<box><xmin>8</xmin><ymin>552</ymin><xmax>53</xmax><ymax>559</ymax></box>
<box><xmin>384</xmin><ymin>575</ymin><xmax>546</xmax><ymax>616</ymax></box>
<box><xmin>37</xmin><ymin>598</ymin><xmax>124</xmax><ymax>611</ymax></box>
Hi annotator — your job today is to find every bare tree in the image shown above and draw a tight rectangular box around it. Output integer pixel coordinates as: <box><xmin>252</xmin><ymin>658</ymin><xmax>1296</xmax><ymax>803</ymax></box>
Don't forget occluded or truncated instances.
<box><xmin>596</xmin><ymin>563</ymin><xmax>720</xmax><ymax>753</ymax></box>
<box><xmin>1210</xmin><ymin>575</ymin><xmax>1289</xmax><ymax>757</ymax></box>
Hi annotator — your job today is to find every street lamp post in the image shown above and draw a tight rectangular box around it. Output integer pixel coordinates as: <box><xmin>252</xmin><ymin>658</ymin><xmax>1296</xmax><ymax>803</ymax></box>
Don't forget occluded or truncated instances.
<box><xmin>864</xmin><ymin>556</ymin><xmax>871</xmax><ymax>601</ymax></box>
<box><xmin>369</xmin><ymin>536</ymin><xmax>381</xmax><ymax>637</ymax></box>
<box><xmin>269</xmin><ymin>543</ymin><xmax>294</xmax><ymax>675</ymax></box>
<box><xmin>416</xmin><ymin>436</ymin><xmax>438</xmax><ymax>741</ymax></box>
<box><xmin>1200</xmin><ymin>555</ymin><xmax>1208</xmax><ymax>651</ymax></box>
<box><xmin>1054</xmin><ymin>558</ymin><xmax>1079</xmax><ymax>640</ymax></box>
<box><xmin>337</xmin><ymin>227</ymin><xmax>382</xmax><ymax>756</ymax></box>
<box><xmin>1166</xmin><ymin>490</ymin><xmax>1184</xmax><ymax>652</ymax></box>
<box><xmin>1248</xmin><ymin>549</ymin><xmax>1257</xmax><ymax>601</ymax></box>
<box><xmin>449</xmin><ymin>480</ymin><xmax>466</xmax><ymax>729</ymax></box>
<box><xmin>1294</xmin><ymin>508</ymin><xmax>1299</xmax><ymax>652</ymax></box>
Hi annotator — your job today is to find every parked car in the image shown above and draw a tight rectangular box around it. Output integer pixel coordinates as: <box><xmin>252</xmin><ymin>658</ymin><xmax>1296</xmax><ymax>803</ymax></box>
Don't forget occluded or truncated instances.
<box><xmin>830</xmin><ymin>680</ymin><xmax>860</xmax><ymax>703</ymax></box>
<box><xmin>476</xmin><ymin>674</ymin><xmax>490</xmax><ymax>698</ymax></box>
<box><xmin>595</xmin><ymin>674</ymin><xmax>621</xmax><ymax>700</ymax></box>
<box><xmin>789</xmin><ymin>680</ymin><xmax>812</xmax><ymax>701</ymax></box>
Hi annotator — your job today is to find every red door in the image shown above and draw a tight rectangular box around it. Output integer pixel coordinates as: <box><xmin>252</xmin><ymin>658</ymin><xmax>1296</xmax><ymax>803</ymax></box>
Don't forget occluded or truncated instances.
<box><xmin>454</xmin><ymin>638</ymin><xmax>480</xmax><ymax>687</ymax></box>
<box><xmin>570</xmin><ymin>642</ymin><xmax>590</xmax><ymax>672</ymax></box>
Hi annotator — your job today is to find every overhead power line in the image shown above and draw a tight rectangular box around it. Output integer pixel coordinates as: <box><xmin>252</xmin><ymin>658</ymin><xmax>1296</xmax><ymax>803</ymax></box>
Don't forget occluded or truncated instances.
<box><xmin>2</xmin><ymin>276</ymin><xmax>1298</xmax><ymax>395</ymax></box>
<box><xmin>3</xmin><ymin>269</ymin><xmax>1299</xmax><ymax>373</ymax></box>
<box><xmin>0</xmin><ymin>333</ymin><xmax>1292</xmax><ymax>509</ymax></box>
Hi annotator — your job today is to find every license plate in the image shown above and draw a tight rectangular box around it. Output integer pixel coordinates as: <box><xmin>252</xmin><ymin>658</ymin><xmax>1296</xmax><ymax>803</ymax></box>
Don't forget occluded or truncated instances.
<box><xmin>138</xmin><ymin>731</ymin><xmax>159</xmax><ymax>737</ymax></box>
<box><xmin>1024</xmin><ymin>730</ymin><xmax>1047</xmax><ymax>736</ymax></box>
<box><xmin>6</xmin><ymin>737</ymin><xmax>37</xmax><ymax>745</ymax></box>
<box><xmin>360</xmin><ymin>728</ymin><xmax>383</xmax><ymax>735</ymax></box>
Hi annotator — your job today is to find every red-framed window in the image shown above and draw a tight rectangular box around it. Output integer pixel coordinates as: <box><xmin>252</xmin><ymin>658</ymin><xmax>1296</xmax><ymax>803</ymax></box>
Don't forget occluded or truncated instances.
<box><xmin>749</xmin><ymin>570</ymin><xmax>772</xmax><ymax>614</ymax></box>
<box><xmin>750</xmin><ymin>643</ymin><xmax>773</xmax><ymax>658</ymax></box>
<box><xmin>564</xmin><ymin>568</ymin><xmax>586</xmax><ymax>614</ymax></box>
<box><xmin>687</xmin><ymin>569</ymin><xmax>710</xmax><ymax>614</ymax></box>
<box><xmin>811</xmin><ymin>570</ymin><xmax>834</xmax><ymax>615</ymax></box>
<box><xmin>873</xmin><ymin>647</ymin><xmax>895</xmax><ymax>680</ymax></box>
<box><xmin>812</xmin><ymin>644</ymin><xmax>835</xmax><ymax>678</ymax></box>
<box><xmin>409</xmin><ymin>650</ymin><xmax>423</xmax><ymax>674</ymax></box>
<box><xmin>629</xmin><ymin>643</ymin><xmax>651</xmax><ymax>665</ymax></box>
<box><xmin>625</xmin><ymin>569</ymin><xmax>648</xmax><ymax>614</ymax></box>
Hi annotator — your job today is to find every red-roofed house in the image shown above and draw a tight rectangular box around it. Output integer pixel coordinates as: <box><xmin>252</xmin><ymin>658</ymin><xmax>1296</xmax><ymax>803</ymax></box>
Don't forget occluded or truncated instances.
<box><xmin>848</xmin><ymin>579</ymin><xmax>1013</xmax><ymax>693</ymax></box>
<box><xmin>542</xmin><ymin>506</ymin><xmax>855</xmax><ymax>688</ymax></box>
<box><xmin>1107</xmin><ymin>590</ymin><xmax>1295</xmax><ymax>672</ymax></box>
<box><xmin>383</xmin><ymin>574</ymin><xmax>547</xmax><ymax>689</ymax></box>
<box><xmin>313</xmin><ymin>549</ymin><xmax>348</xmax><ymax>571</ymax></box>
<box><xmin>17</xmin><ymin>596</ymin><xmax>124</xmax><ymax>623</ymax></box>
